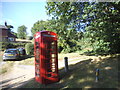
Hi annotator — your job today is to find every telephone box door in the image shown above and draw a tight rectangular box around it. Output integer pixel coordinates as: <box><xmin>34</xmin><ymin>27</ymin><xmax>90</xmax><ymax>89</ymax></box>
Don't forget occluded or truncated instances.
<box><xmin>34</xmin><ymin>31</ymin><xmax>59</xmax><ymax>84</ymax></box>
<box><xmin>43</xmin><ymin>39</ymin><xmax>59</xmax><ymax>84</ymax></box>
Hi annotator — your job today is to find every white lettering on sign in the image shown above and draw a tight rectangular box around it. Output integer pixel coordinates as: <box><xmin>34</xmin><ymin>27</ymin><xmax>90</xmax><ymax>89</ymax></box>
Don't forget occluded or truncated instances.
<box><xmin>43</xmin><ymin>34</ymin><xmax>55</xmax><ymax>37</ymax></box>
<box><xmin>35</xmin><ymin>34</ymin><xmax>40</xmax><ymax>39</ymax></box>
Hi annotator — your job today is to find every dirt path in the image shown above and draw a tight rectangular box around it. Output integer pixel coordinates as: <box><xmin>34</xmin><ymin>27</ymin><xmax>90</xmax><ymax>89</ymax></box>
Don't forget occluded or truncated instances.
<box><xmin>0</xmin><ymin>62</ymin><xmax>35</xmax><ymax>89</ymax></box>
<box><xmin>0</xmin><ymin>55</ymin><xmax>97</xmax><ymax>89</ymax></box>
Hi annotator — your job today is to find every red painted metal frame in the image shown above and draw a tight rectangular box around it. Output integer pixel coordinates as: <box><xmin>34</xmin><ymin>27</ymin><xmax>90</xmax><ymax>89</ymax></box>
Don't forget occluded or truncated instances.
<box><xmin>34</xmin><ymin>31</ymin><xmax>59</xmax><ymax>84</ymax></box>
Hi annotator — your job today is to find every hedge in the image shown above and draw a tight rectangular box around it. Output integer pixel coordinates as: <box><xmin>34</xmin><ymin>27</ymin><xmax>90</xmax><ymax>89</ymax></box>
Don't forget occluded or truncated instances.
<box><xmin>25</xmin><ymin>43</ymin><xmax>34</xmax><ymax>55</ymax></box>
<box><xmin>0</xmin><ymin>42</ymin><xmax>26</xmax><ymax>51</ymax></box>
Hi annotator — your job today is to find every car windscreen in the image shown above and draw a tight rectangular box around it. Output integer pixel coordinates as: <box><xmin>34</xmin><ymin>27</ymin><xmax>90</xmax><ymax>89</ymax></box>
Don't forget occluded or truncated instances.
<box><xmin>5</xmin><ymin>50</ymin><xmax>17</xmax><ymax>53</ymax></box>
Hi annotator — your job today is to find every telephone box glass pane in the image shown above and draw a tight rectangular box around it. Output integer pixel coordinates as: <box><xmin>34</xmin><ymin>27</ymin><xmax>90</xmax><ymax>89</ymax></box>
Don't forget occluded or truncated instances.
<box><xmin>35</xmin><ymin>42</ymin><xmax>40</xmax><ymax>77</ymax></box>
<box><xmin>35</xmin><ymin>42</ymin><xmax>40</xmax><ymax>63</ymax></box>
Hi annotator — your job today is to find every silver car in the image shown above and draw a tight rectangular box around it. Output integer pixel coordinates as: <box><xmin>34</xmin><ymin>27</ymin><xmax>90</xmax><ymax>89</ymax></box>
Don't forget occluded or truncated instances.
<box><xmin>3</xmin><ymin>48</ymin><xmax>20</xmax><ymax>61</ymax></box>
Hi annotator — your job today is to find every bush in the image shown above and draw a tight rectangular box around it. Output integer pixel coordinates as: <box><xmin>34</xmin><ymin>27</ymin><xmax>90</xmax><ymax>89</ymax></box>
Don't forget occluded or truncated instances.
<box><xmin>26</xmin><ymin>36</ymin><xmax>33</xmax><ymax>40</ymax></box>
<box><xmin>25</xmin><ymin>43</ymin><xmax>34</xmax><ymax>55</ymax></box>
<box><xmin>0</xmin><ymin>42</ymin><xmax>9</xmax><ymax>50</ymax></box>
<box><xmin>0</xmin><ymin>42</ymin><xmax>13</xmax><ymax>50</ymax></box>
<box><xmin>0</xmin><ymin>42</ymin><xmax>27</xmax><ymax>51</ymax></box>
<box><xmin>58</xmin><ymin>46</ymin><xmax>63</xmax><ymax>53</ymax></box>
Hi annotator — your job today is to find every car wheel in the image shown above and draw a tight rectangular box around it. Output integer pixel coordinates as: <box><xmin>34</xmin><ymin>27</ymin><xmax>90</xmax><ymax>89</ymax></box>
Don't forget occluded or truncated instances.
<box><xmin>17</xmin><ymin>57</ymin><xmax>20</xmax><ymax>61</ymax></box>
<box><xmin>3</xmin><ymin>59</ymin><xmax>6</xmax><ymax>61</ymax></box>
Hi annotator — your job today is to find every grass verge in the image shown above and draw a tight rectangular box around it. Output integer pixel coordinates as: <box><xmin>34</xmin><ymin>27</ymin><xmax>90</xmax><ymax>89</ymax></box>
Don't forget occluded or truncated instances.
<box><xmin>22</xmin><ymin>54</ymin><xmax>120</xmax><ymax>88</ymax></box>
<box><xmin>17</xmin><ymin>53</ymin><xmax>83</xmax><ymax>65</ymax></box>
<box><xmin>0</xmin><ymin>61</ymin><xmax>14</xmax><ymax>74</ymax></box>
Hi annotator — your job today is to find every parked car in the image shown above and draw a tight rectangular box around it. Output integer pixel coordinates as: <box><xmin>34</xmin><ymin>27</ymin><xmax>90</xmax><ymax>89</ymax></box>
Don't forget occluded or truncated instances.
<box><xmin>17</xmin><ymin>48</ymin><xmax>26</xmax><ymax>55</ymax></box>
<box><xmin>3</xmin><ymin>48</ymin><xmax>20</xmax><ymax>61</ymax></box>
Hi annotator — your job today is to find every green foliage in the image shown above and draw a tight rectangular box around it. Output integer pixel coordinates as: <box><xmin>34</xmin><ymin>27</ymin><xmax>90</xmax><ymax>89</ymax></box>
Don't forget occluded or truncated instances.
<box><xmin>26</xmin><ymin>36</ymin><xmax>33</xmax><ymax>40</ymax></box>
<box><xmin>45</xmin><ymin>2</ymin><xmax>120</xmax><ymax>55</ymax></box>
<box><xmin>0</xmin><ymin>42</ymin><xmax>10</xmax><ymax>50</ymax></box>
<box><xmin>25</xmin><ymin>43</ymin><xmax>34</xmax><ymax>55</ymax></box>
<box><xmin>31</xmin><ymin>19</ymin><xmax>82</xmax><ymax>53</ymax></box>
<box><xmin>0</xmin><ymin>42</ymin><xmax>26</xmax><ymax>51</ymax></box>
<box><xmin>17</xmin><ymin>25</ymin><xmax>27</xmax><ymax>39</ymax></box>
<box><xmin>82</xmin><ymin>2</ymin><xmax>120</xmax><ymax>55</ymax></box>
<box><xmin>5</xmin><ymin>22</ymin><xmax>14</xmax><ymax>32</ymax></box>
<box><xmin>6</xmin><ymin>25</ymin><xmax>14</xmax><ymax>30</ymax></box>
<box><xmin>25</xmin><ymin>2</ymin><xmax>120</xmax><ymax>54</ymax></box>
<box><xmin>11</xmin><ymin>32</ymin><xmax>17</xmax><ymax>38</ymax></box>
<box><xmin>31</xmin><ymin>20</ymin><xmax>47</xmax><ymax>36</ymax></box>
<box><xmin>45</xmin><ymin>2</ymin><xmax>88</xmax><ymax>53</ymax></box>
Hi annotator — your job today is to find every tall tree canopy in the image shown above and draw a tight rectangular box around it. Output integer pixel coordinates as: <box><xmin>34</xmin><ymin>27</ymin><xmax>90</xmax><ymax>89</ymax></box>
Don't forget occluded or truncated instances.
<box><xmin>31</xmin><ymin>18</ymin><xmax>83</xmax><ymax>53</ymax></box>
<box><xmin>31</xmin><ymin>2</ymin><xmax>120</xmax><ymax>54</ymax></box>
<box><xmin>17</xmin><ymin>25</ymin><xmax>27</xmax><ymax>39</ymax></box>
<box><xmin>31</xmin><ymin>20</ymin><xmax>47</xmax><ymax>36</ymax></box>
<box><xmin>82</xmin><ymin>2</ymin><xmax>120</xmax><ymax>54</ymax></box>
<box><xmin>45</xmin><ymin>2</ymin><xmax>120</xmax><ymax>54</ymax></box>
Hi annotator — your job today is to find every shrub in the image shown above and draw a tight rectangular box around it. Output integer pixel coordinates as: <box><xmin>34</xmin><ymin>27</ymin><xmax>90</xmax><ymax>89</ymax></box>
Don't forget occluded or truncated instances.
<box><xmin>58</xmin><ymin>46</ymin><xmax>63</xmax><ymax>53</ymax></box>
<box><xmin>0</xmin><ymin>42</ymin><xmax>27</xmax><ymax>51</ymax></box>
<box><xmin>25</xmin><ymin>43</ymin><xmax>34</xmax><ymax>55</ymax></box>
<box><xmin>26</xmin><ymin>36</ymin><xmax>33</xmax><ymax>40</ymax></box>
<box><xmin>0</xmin><ymin>42</ymin><xmax>7</xmax><ymax>50</ymax></box>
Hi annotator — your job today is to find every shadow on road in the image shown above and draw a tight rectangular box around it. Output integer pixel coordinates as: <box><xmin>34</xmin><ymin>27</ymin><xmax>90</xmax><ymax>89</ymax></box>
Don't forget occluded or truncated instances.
<box><xmin>19</xmin><ymin>55</ymin><xmax>34</xmax><ymax>61</ymax></box>
<box><xmin>0</xmin><ymin>75</ymin><xmax>25</xmax><ymax>84</ymax></box>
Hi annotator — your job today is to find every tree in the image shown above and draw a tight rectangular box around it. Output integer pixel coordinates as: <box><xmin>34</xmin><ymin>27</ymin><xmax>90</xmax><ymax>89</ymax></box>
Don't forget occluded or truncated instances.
<box><xmin>82</xmin><ymin>2</ymin><xmax>120</xmax><ymax>54</ymax></box>
<box><xmin>11</xmin><ymin>32</ymin><xmax>18</xmax><ymax>38</ymax></box>
<box><xmin>46</xmin><ymin>2</ymin><xmax>88</xmax><ymax>31</ymax></box>
<box><xmin>5</xmin><ymin>21</ymin><xmax>14</xmax><ymax>32</ymax></box>
<box><xmin>45</xmin><ymin>2</ymin><xmax>87</xmax><ymax>53</ymax></box>
<box><xmin>17</xmin><ymin>25</ymin><xmax>27</xmax><ymax>39</ymax></box>
<box><xmin>31</xmin><ymin>19</ymin><xmax>82</xmax><ymax>53</ymax></box>
<box><xmin>31</xmin><ymin>20</ymin><xmax>47</xmax><ymax>36</ymax></box>
<box><xmin>5</xmin><ymin>21</ymin><xmax>16</xmax><ymax>38</ymax></box>
<box><xmin>46</xmin><ymin>2</ymin><xmax>120</xmax><ymax>54</ymax></box>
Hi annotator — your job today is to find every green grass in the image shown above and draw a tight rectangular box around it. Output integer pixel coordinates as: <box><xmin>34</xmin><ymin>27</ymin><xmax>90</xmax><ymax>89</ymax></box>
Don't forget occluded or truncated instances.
<box><xmin>17</xmin><ymin>53</ymin><xmax>94</xmax><ymax>66</ymax></box>
<box><xmin>0</xmin><ymin>67</ymin><xmax>7</xmax><ymax>74</ymax></box>
<box><xmin>16</xmin><ymin>39</ymin><xmax>32</xmax><ymax>43</ymax></box>
<box><xmin>58</xmin><ymin>53</ymin><xmax>80</xmax><ymax>60</ymax></box>
<box><xmin>0</xmin><ymin>51</ymin><xmax>4</xmax><ymax>61</ymax></box>
<box><xmin>22</xmin><ymin>54</ymin><xmax>120</xmax><ymax>89</ymax></box>
<box><xmin>17</xmin><ymin>53</ymin><xmax>83</xmax><ymax>65</ymax></box>
<box><xmin>0</xmin><ymin>51</ymin><xmax>14</xmax><ymax>74</ymax></box>
<box><xmin>0</xmin><ymin>61</ymin><xmax>14</xmax><ymax>74</ymax></box>
<box><xmin>18</xmin><ymin>55</ymin><xmax>34</xmax><ymax>65</ymax></box>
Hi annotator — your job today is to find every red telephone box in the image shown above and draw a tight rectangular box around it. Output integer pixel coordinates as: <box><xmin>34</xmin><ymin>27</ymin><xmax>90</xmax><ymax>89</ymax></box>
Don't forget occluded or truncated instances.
<box><xmin>34</xmin><ymin>31</ymin><xmax>59</xmax><ymax>84</ymax></box>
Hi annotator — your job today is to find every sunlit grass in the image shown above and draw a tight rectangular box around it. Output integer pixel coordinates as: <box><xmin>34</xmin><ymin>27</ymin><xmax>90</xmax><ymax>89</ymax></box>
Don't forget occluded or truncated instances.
<box><xmin>18</xmin><ymin>56</ymin><xmax>34</xmax><ymax>65</ymax></box>
<box><xmin>0</xmin><ymin>61</ymin><xmax>14</xmax><ymax>74</ymax></box>
<box><xmin>0</xmin><ymin>51</ymin><xmax>4</xmax><ymax>61</ymax></box>
<box><xmin>22</xmin><ymin>54</ymin><xmax>119</xmax><ymax>88</ymax></box>
<box><xmin>18</xmin><ymin>53</ymin><xmax>83</xmax><ymax>65</ymax></box>
<box><xmin>16</xmin><ymin>39</ymin><xmax>32</xmax><ymax>43</ymax></box>
<box><xmin>1</xmin><ymin>52</ymin><xmax>117</xmax><ymax>88</ymax></box>
<box><xmin>58</xmin><ymin>53</ymin><xmax>80</xmax><ymax>60</ymax></box>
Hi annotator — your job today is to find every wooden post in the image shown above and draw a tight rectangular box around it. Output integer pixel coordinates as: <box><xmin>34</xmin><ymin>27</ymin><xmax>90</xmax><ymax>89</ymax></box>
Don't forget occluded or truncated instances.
<box><xmin>95</xmin><ymin>68</ymin><xmax>99</xmax><ymax>82</ymax></box>
<box><xmin>64</xmin><ymin>57</ymin><xmax>69</xmax><ymax>72</ymax></box>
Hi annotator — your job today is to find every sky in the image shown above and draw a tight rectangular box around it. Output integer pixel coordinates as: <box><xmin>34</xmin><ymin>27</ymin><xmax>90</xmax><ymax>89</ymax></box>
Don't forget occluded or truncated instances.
<box><xmin>0</xmin><ymin>2</ymin><xmax>50</xmax><ymax>36</ymax></box>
